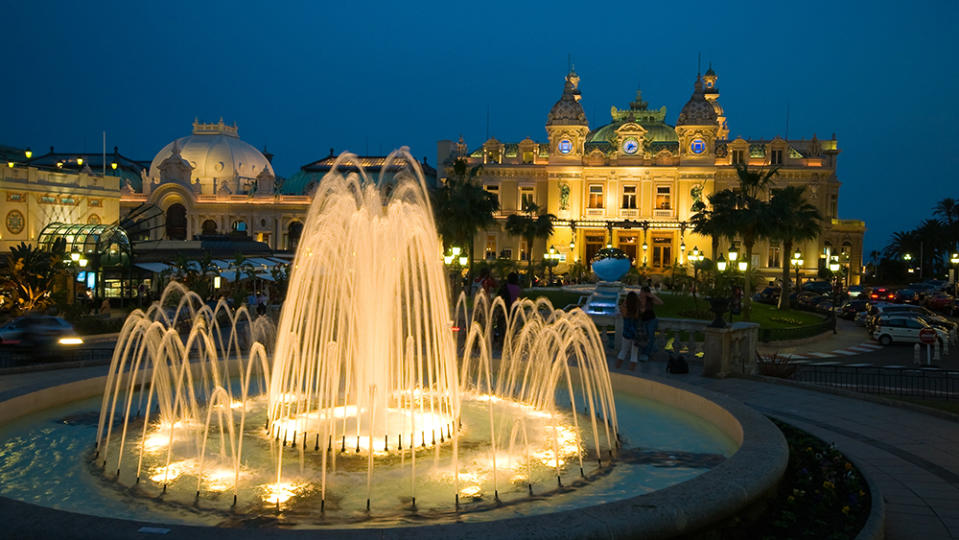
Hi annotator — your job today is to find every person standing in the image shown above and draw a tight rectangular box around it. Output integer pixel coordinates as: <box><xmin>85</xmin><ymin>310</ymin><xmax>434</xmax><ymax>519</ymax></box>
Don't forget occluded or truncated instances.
<box><xmin>617</xmin><ymin>291</ymin><xmax>641</xmax><ymax>369</ymax></box>
<box><xmin>639</xmin><ymin>286</ymin><xmax>663</xmax><ymax>361</ymax></box>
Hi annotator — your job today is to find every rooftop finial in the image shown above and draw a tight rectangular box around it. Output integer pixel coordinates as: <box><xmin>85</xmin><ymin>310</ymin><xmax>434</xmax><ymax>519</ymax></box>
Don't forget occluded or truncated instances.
<box><xmin>697</xmin><ymin>52</ymin><xmax>701</xmax><ymax>77</ymax></box>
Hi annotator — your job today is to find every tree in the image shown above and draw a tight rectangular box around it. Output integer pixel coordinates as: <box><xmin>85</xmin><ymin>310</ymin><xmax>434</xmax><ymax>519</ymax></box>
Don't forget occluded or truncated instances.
<box><xmin>767</xmin><ymin>186</ymin><xmax>822</xmax><ymax>310</ymax></box>
<box><xmin>690</xmin><ymin>189</ymin><xmax>740</xmax><ymax>260</ymax></box>
<box><xmin>1</xmin><ymin>240</ymin><xmax>66</xmax><ymax>313</ymax></box>
<box><xmin>432</xmin><ymin>158</ymin><xmax>499</xmax><ymax>279</ymax></box>
<box><xmin>933</xmin><ymin>197</ymin><xmax>959</xmax><ymax>250</ymax></box>
<box><xmin>504</xmin><ymin>201</ymin><xmax>556</xmax><ymax>286</ymax></box>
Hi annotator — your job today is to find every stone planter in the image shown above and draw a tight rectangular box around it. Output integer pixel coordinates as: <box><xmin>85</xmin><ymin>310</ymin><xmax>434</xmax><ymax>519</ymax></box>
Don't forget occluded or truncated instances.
<box><xmin>708</xmin><ymin>297</ymin><xmax>729</xmax><ymax>329</ymax></box>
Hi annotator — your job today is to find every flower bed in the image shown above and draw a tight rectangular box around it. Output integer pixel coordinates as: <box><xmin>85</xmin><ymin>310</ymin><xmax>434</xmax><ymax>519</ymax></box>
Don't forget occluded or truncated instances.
<box><xmin>720</xmin><ymin>418</ymin><xmax>870</xmax><ymax>539</ymax></box>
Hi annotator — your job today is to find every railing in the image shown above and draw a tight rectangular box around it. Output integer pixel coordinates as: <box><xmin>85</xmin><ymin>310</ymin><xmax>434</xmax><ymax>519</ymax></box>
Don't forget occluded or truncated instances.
<box><xmin>792</xmin><ymin>363</ymin><xmax>959</xmax><ymax>400</ymax></box>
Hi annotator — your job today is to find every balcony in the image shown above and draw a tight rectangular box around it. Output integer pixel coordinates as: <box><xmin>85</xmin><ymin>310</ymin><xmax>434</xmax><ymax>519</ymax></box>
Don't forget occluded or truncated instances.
<box><xmin>585</xmin><ymin>208</ymin><xmax>605</xmax><ymax>217</ymax></box>
<box><xmin>619</xmin><ymin>208</ymin><xmax>638</xmax><ymax>218</ymax></box>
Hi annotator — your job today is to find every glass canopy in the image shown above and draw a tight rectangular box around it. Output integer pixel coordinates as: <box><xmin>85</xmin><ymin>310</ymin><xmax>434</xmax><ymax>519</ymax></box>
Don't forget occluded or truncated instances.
<box><xmin>36</xmin><ymin>222</ymin><xmax>132</xmax><ymax>267</ymax></box>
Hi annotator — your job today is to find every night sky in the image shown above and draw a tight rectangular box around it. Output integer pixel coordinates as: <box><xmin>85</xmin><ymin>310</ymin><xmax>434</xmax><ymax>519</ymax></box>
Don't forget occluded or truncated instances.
<box><xmin>1</xmin><ymin>1</ymin><xmax>955</xmax><ymax>255</ymax></box>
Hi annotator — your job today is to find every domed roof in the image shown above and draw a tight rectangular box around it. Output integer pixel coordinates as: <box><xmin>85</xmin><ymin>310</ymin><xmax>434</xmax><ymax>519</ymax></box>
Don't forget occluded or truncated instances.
<box><xmin>677</xmin><ymin>78</ymin><xmax>718</xmax><ymax>126</ymax></box>
<box><xmin>148</xmin><ymin>119</ymin><xmax>274</xmax><ymax>183</ymax></box>
<box><xmin>546</xmin><ymin>70</ymin><xmax>588</xmax><ymax>127</ymax></box>
<box><xmin>587</xmin><ymin>121</ymin><xmax>678</xmax><ymax>145</ymax></box>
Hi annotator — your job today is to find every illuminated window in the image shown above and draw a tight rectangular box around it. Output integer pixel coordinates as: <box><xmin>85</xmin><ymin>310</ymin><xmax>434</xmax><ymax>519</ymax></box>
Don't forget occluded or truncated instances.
<box><xmin>558</xmin><ymin>139</ymin><xmax>572</xmax><ymax>154</ymax></box>
<box><xmin>690</xmin><ymin>139</ymin><xmax>706</xmax><ymax>154</ymax></box>
<box><xmin>588</xmin><ymin>185</ymin><xmax>604</xmax><ymax>209</ymax></box>
<box><xmin>656</xmin><ymin>186</ymin><xmax>671</xmax><ymax>210</ymax></box>
<box><xmin>732</xmin><ymin>149</ymin><xmax>745</xmax><ymax>165</ymax></box>
<box><xmin>768</xmin><ymin>245</ymin><xmax>781</xmax><ymax>268</ymax></box>
<box><xmin>520</xmin><ymin>240</ymin><xmax>529</xmax><ymax>261</ymax></box>
<box><xmin>520</xmin><ymin>187</ymin><xmax>534</xmax><ymax>209</ymax></box>
<box><xmin>485</xmin><ymin>234</ymin><xmax>497</xmax><ymax>260</ymax></box>
<box><xmin>621</xmin><ymin>185</ymin><xmax>637</xmax><ymax>209</ymax></box>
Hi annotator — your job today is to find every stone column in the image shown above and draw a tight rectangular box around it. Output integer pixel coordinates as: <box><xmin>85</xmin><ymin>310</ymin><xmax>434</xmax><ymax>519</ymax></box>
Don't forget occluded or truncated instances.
<box><xmin>703</xmin><ymin>322</ymin><xmax>759</xmax><ymax>378</ymax></box>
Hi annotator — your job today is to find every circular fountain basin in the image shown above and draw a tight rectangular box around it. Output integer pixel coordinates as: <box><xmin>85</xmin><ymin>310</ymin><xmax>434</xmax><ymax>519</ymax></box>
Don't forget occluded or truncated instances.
<box><xmin>0</xmin><ymin>371</ymin><xmax>786</xmax><ymax>538</ymax></box>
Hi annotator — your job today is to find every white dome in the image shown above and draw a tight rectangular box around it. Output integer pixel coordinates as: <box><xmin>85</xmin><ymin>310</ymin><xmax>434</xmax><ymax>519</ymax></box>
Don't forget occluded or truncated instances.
<box><xmin>148</xmin><ymin>120</ymin><xmax>274</xmax><ymax>185</ymax></box>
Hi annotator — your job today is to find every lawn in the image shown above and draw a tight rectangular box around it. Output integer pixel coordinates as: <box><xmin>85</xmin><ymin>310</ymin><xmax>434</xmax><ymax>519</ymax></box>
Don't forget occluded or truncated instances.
<box><xmin>521</xmin><ymin>288</ymin><xmax>825</xmax><ymax>331</ymax></box>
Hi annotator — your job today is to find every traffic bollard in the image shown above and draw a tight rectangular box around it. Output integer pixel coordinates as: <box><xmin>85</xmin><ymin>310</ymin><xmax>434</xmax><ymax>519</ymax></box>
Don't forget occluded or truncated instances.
<box><xmin>914</xmin><ymin>343</ymin><xmax>921</xmax><ymax>365</ymax></box>
<box><xmin>934</xmin><ymin>339</ymin><xmax>941</xmax><ymax>363</ymax></box>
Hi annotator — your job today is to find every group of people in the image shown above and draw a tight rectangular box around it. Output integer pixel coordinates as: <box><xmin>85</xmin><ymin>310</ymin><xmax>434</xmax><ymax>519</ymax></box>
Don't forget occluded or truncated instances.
<box><xmin>247</xmin><ymin>291</ymin><xmax>270</xmax><ymax>316</ymax></box>
<box><xmin>471</xmin><ymin>269</ymin><xmax>523</xmax><ymax>308</ymax></box>
<box><xmin>617</xmin><ymin>286</ymin><xmax>662</xmax><ymax>369</ymax></box>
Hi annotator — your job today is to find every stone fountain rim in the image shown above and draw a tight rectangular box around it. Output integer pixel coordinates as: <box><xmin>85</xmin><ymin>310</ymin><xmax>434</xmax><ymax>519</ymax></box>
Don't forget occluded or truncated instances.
<box><xmin>0</xmin><ymin>372</ymin><xmax>788</xmax><ymax>540</ymax></box>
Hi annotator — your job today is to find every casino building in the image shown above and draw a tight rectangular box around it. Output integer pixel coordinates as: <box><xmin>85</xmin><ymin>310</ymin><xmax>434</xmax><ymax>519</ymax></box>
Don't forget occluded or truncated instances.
<box><xmin>438</xmin><ymin>67</ymin><xmax>866</xmax><ymax>284</ymax></box>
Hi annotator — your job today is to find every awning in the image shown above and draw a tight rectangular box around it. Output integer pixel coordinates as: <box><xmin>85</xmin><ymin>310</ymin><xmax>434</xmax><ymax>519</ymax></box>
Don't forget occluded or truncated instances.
<box><xmin>135</xmin><ymin>262</ymin><xmax>173</xmax><ymax>273</ymax></box>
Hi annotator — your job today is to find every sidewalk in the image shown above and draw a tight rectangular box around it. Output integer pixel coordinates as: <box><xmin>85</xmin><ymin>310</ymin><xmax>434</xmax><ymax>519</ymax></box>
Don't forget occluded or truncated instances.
<box><xmin>618</xmin><ymin>358</ymin><xmax>959</xmax><ymax>539</ymax></box>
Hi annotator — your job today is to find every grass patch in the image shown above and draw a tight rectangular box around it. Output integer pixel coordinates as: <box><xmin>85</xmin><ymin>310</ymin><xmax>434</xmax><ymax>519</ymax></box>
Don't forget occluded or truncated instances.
<box><xmin>654</xmin><ymin>294</ymin><xmax>825</xmax><ymax>329</ymax></box>
<box><xmin>720</xmin><ymin>418</ymin><xmax>870</xmax><ymax>539</ymax></box>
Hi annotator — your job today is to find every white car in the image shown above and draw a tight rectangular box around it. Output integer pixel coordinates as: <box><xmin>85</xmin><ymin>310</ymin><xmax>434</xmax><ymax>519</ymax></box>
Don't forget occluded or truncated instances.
<box><xmin>872</xmin><ymin>315</ymin><xmax>948</xmax><ymax>346</ymax></box>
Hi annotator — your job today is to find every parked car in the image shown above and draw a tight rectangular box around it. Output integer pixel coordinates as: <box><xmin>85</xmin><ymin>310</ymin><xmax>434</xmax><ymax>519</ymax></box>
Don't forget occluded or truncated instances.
<box><xmin>872</xmin><ymin>315</ymin><xmax>948</xmax><ymax>346</ymax></box>
<box><xmin>923</xmin><ymin>279</ymin><xmax>950</xmax><ymax>291</ymax></box>
<box><xmin>875</xmin><ymin>304</ymin><xmax>958</xmax><ymax>332</ymax></box>
<box><xmin>802</xmin><ymin>281</ymin><xmax>834</xmax><ymax>295</ymax></box>
<box><xmin>0</xmin><ymin>315</ymin><xmax>83</xmax><ymax>353</ymax></box>
<box><xmin>840</xmin><ymin>299</ymin><xmax>869</xmax><ymax>320</ymax></box>
<box><xmin>869</xmin><ymin>287</ymin><xmax>897</xmax><ymax>302</ymax></box>
<box><xmin>894</xmin><ymin>289</ymin><xmax>920</xmax><ymax>304</ymax></box>
<box><xmin>923</xmin><ymin>291</ymin><xmax>955</xmax><ymax>312</ymax></box>
<box><xmin>756</xmin><ymin>286</ymin><xmax>781</xmax><ymax>305</ymax></box>
<box><xmin>794</xmin><ymin>292</ymin><xmax>824</xmax><ymax>310</ymax></box>
<box><xmin>814</xmin><ymin>298</ymin><xmax>836</xmax><ymax>314</ymax></box>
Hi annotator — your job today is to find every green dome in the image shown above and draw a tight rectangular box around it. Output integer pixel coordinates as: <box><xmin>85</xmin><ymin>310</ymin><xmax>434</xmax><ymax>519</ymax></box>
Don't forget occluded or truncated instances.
<box><xmin>586</xmin><ymin>120</ymin><xmax>678</xmax><ymax>145</ymax></box>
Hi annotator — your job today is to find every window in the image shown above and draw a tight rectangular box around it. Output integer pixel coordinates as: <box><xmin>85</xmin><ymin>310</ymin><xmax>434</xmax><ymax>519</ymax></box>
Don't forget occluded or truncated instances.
<box><xmin>88</xmin><ymin>198</ymin><xmax>102</xmax><ymax>207</ymax></box>
<box><xmin>485</xmin><ymin>234</ymin><xmax>496</xmax><ymax>260</ymax></box>
<box><xmin>166</xmin><ymin>203</ymin><xmax>187</xmax><ymax>240</ymax></box>
<box><xmin>830</xmin><ymin>194</ymin><xmax>838</xmax><ymax>219</ymax></box>
<box><xmin>520</xmin><ymin>240</ymin><xmax>529</xmax><ymax>261</ymax></box>
<box><xmin>771</xmin><ymin>149</ymin><xmax>783</xmax><ymax>165</ymax></box>
<box><xmin>500</xmin><ymin>248</ymin><xmax>512</xmax><ymax>259</ymax></box>
<box><xmin>656</xmin><ymin>186</ymin><xmax>671</xmax><ymax>210</ymax></box>
<box><xmin>520</xmin><ymin>187</ymin><xmax>534</xmax><ymax>210</ymax></box>
<box><xmin>287</xmin><ymin>221</ymin><xmax>303</xmax><ymax>251</ymax></box>
<box><xmin>484</xmin><ymin>185</ymin><xmax>499</xmax><ymax>207</ymax></box>
<box><xmin>768</xmin><ymin>246</ymin><xmax>781</xmax><ymax>268</ymax></box>
<box><xmin>651</xmin><ymin>237</ymin><xmax>671</xmax><ymax>269</ymax></box>
<box><xmin>588</xmin><ymin>185</ymin><xmax>604</xmax><ymax>208</ymax></box>
<box><xmin>732</xmin><ymin>149</ymin><xmax>745</xmax><ymax>165</ymax></box>
<box><xmin>621</xmin><ymin>185</ymin><xmax>637</xmax><ymax>209</ymax></box>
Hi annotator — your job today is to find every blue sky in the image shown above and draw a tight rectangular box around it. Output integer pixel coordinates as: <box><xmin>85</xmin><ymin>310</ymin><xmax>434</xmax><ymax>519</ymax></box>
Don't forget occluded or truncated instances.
<box><xmin>1</xmin><ymin>0</ymin><xmax>955</xmax><ymax>255</ymax></box>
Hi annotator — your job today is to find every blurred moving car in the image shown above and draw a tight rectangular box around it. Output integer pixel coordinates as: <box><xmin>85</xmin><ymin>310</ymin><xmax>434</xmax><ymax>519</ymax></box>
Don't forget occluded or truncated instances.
<box><xmin>794</xmin><ymin>291</ymin><xmax>824</xmax><ymax>310</ymax></box>
<box><xmin>872</xmin><ymin>315</ymin><xmax>948</xmax><ymax>346</ymax></box>
<box><xmin>0</xmin><ymin>315</ymin><xmax>83</xmax><ymax>352</ymax></box>
<box><xmin>846</xmin><ymin>285</ymin><xmax>867</xmax><ymax>299</ymax></box>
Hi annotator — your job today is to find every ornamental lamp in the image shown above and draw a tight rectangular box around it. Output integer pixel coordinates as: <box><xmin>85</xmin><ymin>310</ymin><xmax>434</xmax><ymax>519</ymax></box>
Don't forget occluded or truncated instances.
<box><xmin>451</xmin><ymin>246</ymin><xmax>461</xmax><ymax>257</ymax></box>
<box><xmin>24</xmin><ymin>148</ymin><xmax>32</xmax><ymax>159</ymax></box>
<box><xmin>738</xmin><ymin>260</ymin><xmax>748</xmax><ymax>272</ymax></box>
<box><xmin>717</xmin><ymin>255</ymin><xmax>727</xmax><ymax>272</ymax></box>
<box><xmin>6</xmin><ymin>162</ymin><xmax>12</xmax><ymax>168</ymax></box>
<box><xmin>727</xmin><ymin>244</ymin><xmax>739</xmax><ymax>262</ymax></box>
<box><xmin>458</xmin><ymin>255</ymin><xmax>468</xmax><ymax>266</ymax></box>
<box><xmin>951</xmin><ymin>253</ymin><xmax>959</xmax><ymax>265</ymax></box>
<box><xmin>213</xmin><ymin>276</ymin><xmax>221</xmax><ymax>289</ymax></box>
<box><xmin>111</xmin><ymin>162</ymin><xmax>118</xmax><ymax>170</ymax></box>
<box><xmin>78</xmin><ymin>258</ymin><xmax>88</xmax><ymax>268</ymax></box>
<box><xmin>829</xmin><ymin>255</ymin><xmax>840</xmax><ymax>273</ymax></box>
<box><xmin>76</xmin><ymin>157</ymin><xmax>83</xmax><ymax>166</ymax></box>
<box><xmin>443</xmin><ymin>255</ymin><xmax>454</xmax><ymax>265</ymax></box>
<box><xmin>70</xmin><ymin>252</ymin><xmax>80</xmax><ymax>262</ymax></box>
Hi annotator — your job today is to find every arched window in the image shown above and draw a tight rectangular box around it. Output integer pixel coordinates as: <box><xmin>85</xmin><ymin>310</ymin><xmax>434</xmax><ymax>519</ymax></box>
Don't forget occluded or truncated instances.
<box><xmin>201</xmin><ymin>219</ymin><xmax>218</xmax><ymax>235</ymax></box>
<box><xmin>288</xmin><ymin>221</ymin><xmax>303</xmax><ymax>251</ymax></box>
<box><xmin>166</xmin><ymin>203</ymin><xmax>187</xmax><ymax>240</ymax></box>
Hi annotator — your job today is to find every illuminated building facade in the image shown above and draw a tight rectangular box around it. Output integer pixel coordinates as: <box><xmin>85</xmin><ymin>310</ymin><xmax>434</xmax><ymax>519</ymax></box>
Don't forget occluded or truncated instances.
<box><xmin>440</xmin><ymin>67</ymin><xmax>866</xmax><ymax>283</ymax></box>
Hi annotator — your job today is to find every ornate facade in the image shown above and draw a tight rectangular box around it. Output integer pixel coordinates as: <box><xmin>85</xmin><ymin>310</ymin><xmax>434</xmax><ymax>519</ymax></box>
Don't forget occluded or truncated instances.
<box><xmin>440</xmin><ymin>67</ymin><xmax>866</xmax><ymax>284</ymax></box>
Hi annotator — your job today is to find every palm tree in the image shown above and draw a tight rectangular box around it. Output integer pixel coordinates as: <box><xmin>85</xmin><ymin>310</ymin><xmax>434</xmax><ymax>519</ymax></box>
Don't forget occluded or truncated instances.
<box><xmin>690</xmin><ymin>189</ymin><xmax>740</xmax><ymax>261</ymax></box>
<box><xmin>504</xmin><ymin>201</ymin><xmax>555</xmax><ymax>286</ymax></box>
<box><xmin>432</xmin><ymin>158</ymin><xmax>499</xmax><ymax>278</ymax></box>
<box><xmin>933</xmin><ymin>197</ymin><xmax>959</xmax><ymax>250</ymax></box>
<box><xmin>767</xmin><ymin>186</ymin><xmax>822</xmax><ymax>309</ymax></box>
<box><xmin>2</xmin><ymin>241</ymin><xmax>65</xmax><ymax>313</ymax></box>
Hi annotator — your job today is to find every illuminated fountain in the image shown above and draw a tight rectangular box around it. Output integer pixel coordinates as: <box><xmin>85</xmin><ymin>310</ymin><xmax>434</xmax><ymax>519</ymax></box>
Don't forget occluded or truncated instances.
<box><xmin>92</xmin><ymin>150</ymin><xmax>620</xmax><ymax>520</ymax></box>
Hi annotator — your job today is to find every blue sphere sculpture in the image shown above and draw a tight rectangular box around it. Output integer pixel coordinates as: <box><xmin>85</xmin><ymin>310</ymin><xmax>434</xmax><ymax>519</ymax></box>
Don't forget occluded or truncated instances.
<box><xmin>591</xmin><ymin>248</ymin><xmax>631</xmax><ymax>282</ymax></box>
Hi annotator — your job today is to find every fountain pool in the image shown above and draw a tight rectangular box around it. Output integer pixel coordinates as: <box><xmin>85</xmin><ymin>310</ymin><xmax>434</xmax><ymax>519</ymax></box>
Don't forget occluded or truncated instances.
<box><xmin>0</xmin><ymin>150</ymin><xmax>788</xmax><ymax>536</ymax></box>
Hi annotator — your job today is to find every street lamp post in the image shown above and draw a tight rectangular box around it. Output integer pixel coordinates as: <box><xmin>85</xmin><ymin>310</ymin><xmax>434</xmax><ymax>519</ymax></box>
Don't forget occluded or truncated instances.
<box><xmin>829</xmin><ymin>255</ymin><xmax>841</xmax><ymax>334</ymax></box>
<box><xmin>951</xmin><ymin>252</ymin><xmax>959</xmax><ymax>312</ymax></box>
<box><xmin>791</xmin><ymin>249</ymin><xmax>804</xmax><ymax>293</ymax></box>
<box><xmin>688</xmin><ymin>246</ymin><xmax>703</xmax><ymax>298</ymax></box>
